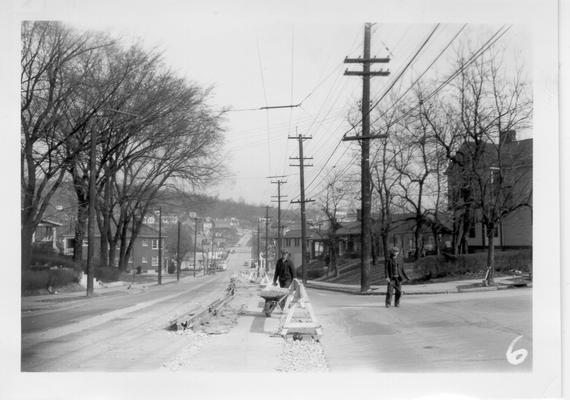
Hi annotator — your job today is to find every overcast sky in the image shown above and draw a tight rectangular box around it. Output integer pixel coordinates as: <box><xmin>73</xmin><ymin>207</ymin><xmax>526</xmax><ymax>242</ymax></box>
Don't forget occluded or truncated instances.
<box><xmin>59</xmin><ymin>15</ymin><xmax>532</xmax><ymax>212</ymax></box>
<box><xmin>2</xmin><ymin>1</ymin><xmax>538</xmax><ymax>211</ymax></box>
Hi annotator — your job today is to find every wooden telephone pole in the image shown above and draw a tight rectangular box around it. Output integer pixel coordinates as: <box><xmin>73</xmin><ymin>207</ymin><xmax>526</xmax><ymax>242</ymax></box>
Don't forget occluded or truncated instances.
<box><xmin>257</xmin><ymin>217</ymin><xmax>261</xmax><ymax>269</ymax></box>
<box><xmin>265</xmin><ymin>206</ymin><xmax>270</xmax><ymax>272</ymax></box>
<box><xmin>290</xmin><ymin>132</ymin><xmax>314</xmax><ymax>284</ymax></box>
<box><xmin>343</xmin><ymin>22</ymin><xmax>390</xmax><ymax>292</ymax></box>
<box><xmin>269</xmin><ymin>176</ymin><xmax>287</xmax><ymax>258</ymax></box>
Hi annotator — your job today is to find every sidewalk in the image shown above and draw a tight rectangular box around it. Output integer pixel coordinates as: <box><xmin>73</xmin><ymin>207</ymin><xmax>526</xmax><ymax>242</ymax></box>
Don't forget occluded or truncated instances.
<box><xmin>305</xmin><ymin>275</ymin><xmax>532</xmax><ymax>295</ymax></box>
<box><xmin>166</xmin><ymin>277</ymin><xmax>285</xmax><ymax>372</ymax></box>
<box><xmin>21</xmin><ymin>273</ymin><xmax>209</xmax><ymax>311</ymax></box>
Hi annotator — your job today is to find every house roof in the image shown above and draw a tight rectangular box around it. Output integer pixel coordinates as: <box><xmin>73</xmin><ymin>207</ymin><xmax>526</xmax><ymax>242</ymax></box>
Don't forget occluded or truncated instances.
<box><xmin>448</xmin><ymin>138</ymin><xmax>532</xmax><ymax>174</ymax></box>
<box><xmin>336</xmin><ymin>220</ymin><xmax>361</xmax><ymax>235</ymax></box>
<box><xmin>283</xmin><ymin>229</ymin><xmax>325</xmax><ymax>240</ymax></box>
<box><xmin>38</xmin><ymin>219</ymin><xmax>63</xmax><ymax>227</ymax></box>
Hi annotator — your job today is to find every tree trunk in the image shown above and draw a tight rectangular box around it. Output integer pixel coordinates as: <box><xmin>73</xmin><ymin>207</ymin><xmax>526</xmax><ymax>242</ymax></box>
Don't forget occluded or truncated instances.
<box><xmin>108</xmin><ymin>241</ymin><xmax>117</xmax><ymax>268</ymax></box>
<box><xmin>99</xmin><ymin>231</ymin><xmax>108</xmax><ymax>268</ymax></box>
<box><xmin>21</xmin><ymin>223</ymin><xmax>35</xmax><ymax>270</ymax></box>
<box><xmin>431</xmin><ymin>227</ymin><xmax>440</xmax><ymax>255</ymax></box>
<box><xmin>485</xmin><ymin>223</ymin><xmax>496</xmax><ymax>285</ymax></box>
<box><xmin>118</xmin><ymin>219</ymin><xmax>130</xmax><ymax>270</ymax></box>
<box><xmin>414</xmin><ymin>222</ymin><xmax>422</xmax><ymax>260</ymax></box>
<box><xmin>73</xmin><ymin>200</ymin><xmax>88</xmax><ymax>263</ymax></box>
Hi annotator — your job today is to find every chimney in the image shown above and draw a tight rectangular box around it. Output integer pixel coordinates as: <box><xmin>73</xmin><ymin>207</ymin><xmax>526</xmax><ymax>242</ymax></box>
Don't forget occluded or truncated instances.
<box><xmin>500</xmin><ymin>130</ymin><xmax>516</xmax><ymax>145</ymax></box>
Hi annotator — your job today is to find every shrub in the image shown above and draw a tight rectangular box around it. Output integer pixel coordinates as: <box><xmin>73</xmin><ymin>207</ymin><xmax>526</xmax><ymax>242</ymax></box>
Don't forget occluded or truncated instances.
<box><xmin>94</xmin><ymin>266</ymin><xmax>122</xmax><ymax>282</ymax></box>
<box><xmin>22</xmin><ymin>267</ymin><xmax>81</xmax><ymax>293</ymax></box>
<box><xmin>412</xmin><ymin>249</ymin><xmax>532</xmax><ymax>280</ymax></box>
<box><xmin>22</xmin><ymin>269</ymin><xmax>50</xmax><ymax>292</ymax></box>
<box><xmin>167</xmin><ymin>260</ymin><xmax>176</xmax><ymax>274</ymax></box>
<box><xmin>30</xmin><ymin>249</ymin><xmax>83</xmax><ymax>272</ymax></box>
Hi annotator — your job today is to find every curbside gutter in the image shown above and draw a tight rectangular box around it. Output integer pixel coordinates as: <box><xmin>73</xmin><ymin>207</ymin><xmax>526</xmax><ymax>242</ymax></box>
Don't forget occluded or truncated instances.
<box><xmin>305</xmin><ymin>278</ymin><xmax>531</xmax><ymax>296</ymax></box>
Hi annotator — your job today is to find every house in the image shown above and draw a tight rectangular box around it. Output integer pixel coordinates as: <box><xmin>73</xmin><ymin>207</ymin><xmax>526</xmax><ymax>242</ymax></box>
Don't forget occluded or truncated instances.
<box><xmin>331</xmin><ymin>212</ymin><xmax>452</xmax><ymax>261</ymax></box>
<box><xmin>446</xmin><ymin>132</ymin><xmax>532</xmax><ymax>251</ymax></box>
<box><xmin>61</xmin><ymin>224</ymin><xmax>168</xmax><ymax>272</ymax></box>
<box><xmin>281</xmin><ymin>228</ymin><xmax>326</xmax><ymax>267</ymax></box>
<box><xmin>32</xmin><ymin>219</ymin><xmax>63</xmax><ymax>251</ymax></box>
<box><xmin>181</xmin><ymin>252</ymin><xmax>205</xmax><ymax>271</ymax></box>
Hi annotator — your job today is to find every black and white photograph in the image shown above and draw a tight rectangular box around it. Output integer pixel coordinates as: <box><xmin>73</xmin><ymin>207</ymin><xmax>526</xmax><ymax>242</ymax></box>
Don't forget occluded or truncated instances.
<box><xmin>1</xmin><ymin>0</ymin><xmax>565</xmax><ymax>399</ymax></box>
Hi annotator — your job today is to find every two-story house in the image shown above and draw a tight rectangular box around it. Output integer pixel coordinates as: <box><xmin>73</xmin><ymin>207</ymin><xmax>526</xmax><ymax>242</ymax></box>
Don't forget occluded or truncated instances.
<box><xmin>61</xmin><ymin>224</ymin><xmax>167</xmax><ymax>272</ymax></box>
<box><xmin>446</xmin><ymin>131</ymin><xmax>532</xmax><ymax>251</ymax></box>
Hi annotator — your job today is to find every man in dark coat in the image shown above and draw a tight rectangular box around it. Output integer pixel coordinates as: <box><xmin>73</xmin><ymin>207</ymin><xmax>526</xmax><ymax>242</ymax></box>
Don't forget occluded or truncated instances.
<box><xmin>273</xmin><ymin>249</ymin><xmax>295</xmax><ymax>288</ymax></box>
<box><xmin>385</xmin><ymin>246</ymin><xmax>409</xmax><ymax>308</ymax></box>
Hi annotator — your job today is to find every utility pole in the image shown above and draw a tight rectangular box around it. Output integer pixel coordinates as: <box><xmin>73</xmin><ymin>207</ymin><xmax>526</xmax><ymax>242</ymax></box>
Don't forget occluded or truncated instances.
<box><xmin>269</xmin><ymin>176</ymin><xmax>287</xmax><ymax>258</ymax></box>
<box><xmin>343</xmin><ymin>22</ymin><xmax>390</xmax><ymax>292</ymax></box>
<box><xmin>86</xmin><ymin>123</ymin><xmax>97</xmax><ymax>297</ymax></box>
<box><xmin>211</xmin><ymin>218</ymin><xmax>216</xmax><ymax>274</ymax></box>
<box><xmin>265</xmin><ymin>206</ymin><xmax>270</xmax><ymax>273</ymax></box>
<box><xmin>257</xmin><ymin>218</ymin><xmax>261</xmax><ymax>270</ymax></box>
<box><xmin>289</xmin><ymin>132</ymin><xmax>314</xmax><ymax>284</ymax></box>
<box><xmin>176</xmin><ymin>220</ymin><xmax>181</xmax><ymax>281</ymax></box>
<box><xmin>193</xmin><ymin>216</ymin><xmax>198</xmax><ymax>278</ymax></box>
<box><xmin>157</xmin><ymin>207</ymin><xmax>162</xmax><ymax>285</ymax></box>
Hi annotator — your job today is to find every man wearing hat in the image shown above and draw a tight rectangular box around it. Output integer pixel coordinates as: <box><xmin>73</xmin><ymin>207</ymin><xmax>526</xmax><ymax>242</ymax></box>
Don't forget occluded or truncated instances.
<box><xmin>273</xmin><ymin>249</ymin><xmax>295</xmax><ymax>288</ymax></box>
<box><xmin>385</xmin><ymin>246</ymin><xmax>409</xmax><ymax>308</ymax></box>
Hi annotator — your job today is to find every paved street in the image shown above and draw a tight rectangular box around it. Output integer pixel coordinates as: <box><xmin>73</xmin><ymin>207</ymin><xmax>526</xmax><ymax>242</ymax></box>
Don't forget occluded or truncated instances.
<box><xmin>20</xmin><ymin>240</ymin><xmax>253</xmax><ymax>372</ymax></box>
<box><xmin>310</xmin><ymin>287</ymin><xmax>532</xmax><ymax>372</ymax></box>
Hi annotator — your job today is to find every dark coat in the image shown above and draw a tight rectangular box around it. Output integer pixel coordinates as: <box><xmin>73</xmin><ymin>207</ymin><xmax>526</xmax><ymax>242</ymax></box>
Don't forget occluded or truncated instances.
<box><xmin>385</xmin><ymin>256</ymin><xmax>409</xmax><ymax>281</ymax></box>
<box><xmin>273</xmin><ymin>257</ymin><xmax>295</xmax><ymax>287</ymax></box>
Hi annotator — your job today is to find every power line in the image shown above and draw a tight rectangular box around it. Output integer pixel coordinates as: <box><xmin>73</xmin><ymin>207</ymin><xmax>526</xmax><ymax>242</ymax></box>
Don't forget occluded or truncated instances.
<box><xmin>296</xmin><ymin>25</ymin><xmax>441</xmax><ymax>200</ymax></box>
<box><xmin>341</xmin><ymin>23</ymin><xmax>440</xmax><ymax>141</ymax></box>
<box><xmin>304</xmin><ymin>25</ymin><xmax>511</xmax><ymax>201</ymax></box>
<box><xmin>256</xmin><ymin>38</ymin><xmax>272</xmax><ymax>174</ymax></box>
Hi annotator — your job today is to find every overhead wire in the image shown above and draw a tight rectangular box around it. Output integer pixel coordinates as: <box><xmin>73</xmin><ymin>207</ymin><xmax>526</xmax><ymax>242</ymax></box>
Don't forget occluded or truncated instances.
<box><xmin>284</xmin><ymin>26</ymin><xmax>296</xmax><ymax>177</ymax></box>
<box><xmin>331</xmin><ymin>25</ymin><xmax>512</xmax><ymax>197</ymax></box>
<box><xmin>297</xmin><ymin>24</ymin><xmax>441</xmax><ymax>202</ymax></box>
<box><xmin>256</xmin><ymin>38</ymin><xmax>272</xmax><ymax>175</ymax></box>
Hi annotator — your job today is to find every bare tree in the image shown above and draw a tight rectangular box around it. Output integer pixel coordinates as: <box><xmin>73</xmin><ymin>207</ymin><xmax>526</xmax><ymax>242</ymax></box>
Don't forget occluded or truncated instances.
<box><xmin>317</xmin><ymin>168</ymin><xmax>348</xmax><ymax>277</ymax></box>
<box><xmin>369</xmin><ymin>100</ymin><xmax>404</xmax><ymax>263</ymax></box>
<box><xmin>392</xmin><ymin>95</ymin><xmax>437</xmax><ymax>261</ymax></box>
<box><xmin>446</xmin><ymin>47</ymin><xmax>532</xmax><ymax>284</ymax></box>
<box><xmin>21</xmin><ymin>21</ymin><xmax>113</xmax><ymax>269</ymax></box>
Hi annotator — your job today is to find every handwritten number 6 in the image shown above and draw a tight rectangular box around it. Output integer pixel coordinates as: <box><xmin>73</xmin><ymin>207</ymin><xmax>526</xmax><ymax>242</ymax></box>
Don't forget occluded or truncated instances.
<box><xmin>506</xmin><ymin>335</ymin><xmax>528</xmax><ymax>365</ymax></box>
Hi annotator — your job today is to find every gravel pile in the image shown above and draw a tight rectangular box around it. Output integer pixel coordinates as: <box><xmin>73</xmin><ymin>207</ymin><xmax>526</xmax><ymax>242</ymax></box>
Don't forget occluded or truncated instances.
<box><xmin>278</xmin><ymin>337</ymin><xmax>329</xmax><ymax>372</ymax></box>
<box><xmin>161</xmin><ymin>331</ymin><xmax>210</xmax><ymax>371</ymax></box>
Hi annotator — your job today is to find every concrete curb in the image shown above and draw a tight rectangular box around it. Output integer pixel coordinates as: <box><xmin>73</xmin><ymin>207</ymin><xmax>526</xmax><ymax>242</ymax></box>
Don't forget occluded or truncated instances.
<box><xmin>305</xmin><ymin>281</ymin><xmax>531</xmax><ymax>296</ymax></box>
<box><xmin>305</xmin><ymin>283</ymin><xmax>454</xmax><ymax>295</ymax></box>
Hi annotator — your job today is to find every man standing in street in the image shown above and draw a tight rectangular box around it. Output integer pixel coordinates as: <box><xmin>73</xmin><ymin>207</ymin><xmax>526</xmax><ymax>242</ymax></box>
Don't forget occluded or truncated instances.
<box><xmin>273</xmin><ymin>249</ymin><xmax>295</xmax><ymax>288</ymax></box>
<box><xmin>385</xmin><ymin>246</ymin><xmax>409</xmax><ymax>308</ymax></box>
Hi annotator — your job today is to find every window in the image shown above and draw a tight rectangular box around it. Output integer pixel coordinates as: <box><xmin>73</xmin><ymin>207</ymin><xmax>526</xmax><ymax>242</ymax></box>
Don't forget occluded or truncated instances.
<box><xmin>294</xmin><ymin>238</ymin><xmax>300</xmax><ymax>247</ymax></box>
<box><xmin>152</xmin><ymin>256</ymin><xmax>159</xmax><ymax>266</ymax></box>
<box><xmin>152</xmin><ymin>239</ymin><xmax>159</xmax><ymax>249</ymax></box>
<box><xmin>141</xmin><ymin>257</ymin><xmax>148</xmax><ymax>264</ymax></box>
<box><xmin>142</xmin><ymin>239</ymin><xmax>149</xmax><ymax>247</ymax></box>
<box><xmin>286</xmin><ymin>238</ymin><xmax>291</xmax><ymax>246</ymax></box>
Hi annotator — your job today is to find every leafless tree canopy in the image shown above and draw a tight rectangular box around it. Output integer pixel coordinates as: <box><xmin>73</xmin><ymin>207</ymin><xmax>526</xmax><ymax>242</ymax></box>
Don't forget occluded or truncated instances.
<box><xmin>21</xmin><ymin>21</ymin><xmax>226</xmax><ymax>269</ymax></box>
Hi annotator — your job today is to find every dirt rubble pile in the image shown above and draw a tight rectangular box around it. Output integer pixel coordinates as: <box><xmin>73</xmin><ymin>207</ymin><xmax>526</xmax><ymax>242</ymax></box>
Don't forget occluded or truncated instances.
<box><xmin>161</xmin><ymin>274</ymin><xmax>330</xmax><ymax>372</ymax></box>
<box><xmin>161</xmin><ymin>331</ymin><xmax>210</xmax><ymax>371</ymax></box>
<box><xmin>278</xmin><ymin>337</ymin><xmax>329</xmax><ymax>372</ymax></box>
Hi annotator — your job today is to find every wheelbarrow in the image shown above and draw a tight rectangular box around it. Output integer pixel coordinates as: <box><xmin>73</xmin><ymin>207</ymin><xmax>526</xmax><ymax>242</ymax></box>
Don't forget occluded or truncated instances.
<box><xmin>259</xmin><ymin>287</ymin><xmax>290</xmax><ymax>317</ymax></box>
